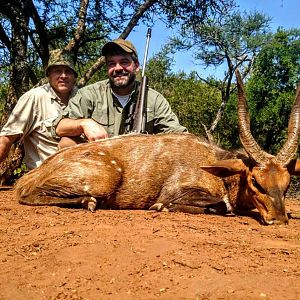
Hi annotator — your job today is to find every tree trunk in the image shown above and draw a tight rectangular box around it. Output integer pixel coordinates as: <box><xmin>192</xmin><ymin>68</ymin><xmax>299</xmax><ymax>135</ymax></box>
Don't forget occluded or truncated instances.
<box><xmin>0</xmin><ymin>1</ymin><xmax>30</xmax><ymax>185</ymax></box>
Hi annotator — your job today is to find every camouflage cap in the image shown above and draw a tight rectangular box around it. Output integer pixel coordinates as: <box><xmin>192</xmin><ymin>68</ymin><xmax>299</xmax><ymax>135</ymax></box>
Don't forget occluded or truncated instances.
<box><xmin>102</xmin><ymin>39</ymin><xmax>138</xmax><ymax>58</ymax></box>
<box><xmin>45</xmin><ymin>49</ymin><xmax>77</xmax><ymax>77</ymax></box>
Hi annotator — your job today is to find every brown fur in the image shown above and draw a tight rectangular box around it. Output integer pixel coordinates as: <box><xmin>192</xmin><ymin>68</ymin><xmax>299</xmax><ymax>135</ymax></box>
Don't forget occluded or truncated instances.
<box><xmin>15</xmin><ymin>134</ymin><xmax>226</xmax><ymax>210</ymax></box>
<box><xmin>14</xmin><ymin>70</ymin><xmax>300</xmax><ymax>225</ymax></box>
<box><xmin>14</xmin><ymin>132</ymin><xmax>300</xmax><ymax>225</ymax></box>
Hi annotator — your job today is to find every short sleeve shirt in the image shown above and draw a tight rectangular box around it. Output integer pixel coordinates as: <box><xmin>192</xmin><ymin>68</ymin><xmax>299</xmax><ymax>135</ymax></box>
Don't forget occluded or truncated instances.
<box><xmin>56</xmin><ymin>79</ymin><xmax>187</xmax><ymax>137</ymax></box>
<box><xmin>0</xmin><ymin>83</ymin><xmax>76</xmax><ymax>169</ymax></box>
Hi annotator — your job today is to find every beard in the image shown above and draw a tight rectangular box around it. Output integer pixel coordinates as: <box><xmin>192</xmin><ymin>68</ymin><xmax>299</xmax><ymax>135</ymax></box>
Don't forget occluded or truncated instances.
<box><xmin>109</xmin><ymin>70</ymin><xmax>136</xmax><ymax>90</ymax></box>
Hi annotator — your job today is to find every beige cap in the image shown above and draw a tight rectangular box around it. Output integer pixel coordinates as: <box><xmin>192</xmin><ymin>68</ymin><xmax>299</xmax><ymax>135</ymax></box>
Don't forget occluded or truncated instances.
<box><xmin>45</xmin><ymin>49</ymin><xmax>77</xmax><ymax>77</ymax></box>
<box><xmin>102</xmin><ymin>39</ymin><xmax>138</xmax><ymax>58</ymax></box>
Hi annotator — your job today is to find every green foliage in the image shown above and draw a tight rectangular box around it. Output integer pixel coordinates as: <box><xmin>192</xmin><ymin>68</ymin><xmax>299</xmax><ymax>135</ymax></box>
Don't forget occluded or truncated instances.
<box><xmin>0</xmin><ymin>0</ymin><xmax>298</xmax><ymax>157</ymax></box>
<box><xmin>246</xmin><ymin>28</ymin><xmax>300</xmax><ymax>154</ymax></box>
<box><xmin>217</xmin><ymin>29</ymin><xmax>300</xmax><ymax>152</ymax></box>
<box><xmin>165</xmin><ymin>73</ymin><xmax>222</xmax><ymax>137</ymax></box>
<box><xmin>217</xmin><ymin>93</ymin><xmax>239</xmax><ymax>149</ymax></box>
<box><xmin>147</xmin><ymin>51</ymin><xmax>221</xmax><ymax>136</ymax></box>
<box><xmin>146</xmin><ymin>28</ymin><xmax>300</xmax><ymax>153</ymax></box>
<box><xmin>12</xmin><ymin>162</ymin><xmax>28</xmax><ymax>179</ymax></box>
<box><xmin>165</xmin><ymin>8</ymin><xmax>273</xmax><ymax>150</ymax></box>
<box><xmin>171</xmin><ymin>10</ymin><xmax>271</xmax><ymax>72</ymax></box>
<box><xmin>0</xmin><ymin>82</ymin><xmax>8</xmax><ymax>118</ymax></box>
<box><xmin>0</xmin><ymin>0</ymin><xmax>234</xmax><ymax>89</ymax></box>
<box><xmin>249</xmin><ymin>29</ymin><xmax>300</xmax><ymax>90</ymax></box>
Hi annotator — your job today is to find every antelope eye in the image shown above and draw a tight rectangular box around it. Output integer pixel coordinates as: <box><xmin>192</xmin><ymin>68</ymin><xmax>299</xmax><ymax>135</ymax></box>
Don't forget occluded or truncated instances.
<box><xmin>251</xmin><ymin>177</ymin><xmax>266</xmax><ymax>194</ymax></box>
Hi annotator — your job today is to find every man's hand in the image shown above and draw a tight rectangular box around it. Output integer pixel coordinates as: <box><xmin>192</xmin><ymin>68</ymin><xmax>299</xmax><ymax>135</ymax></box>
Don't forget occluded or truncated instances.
<box><xmin>80</xmin><ymin>119</ymin><xmax>108</xmax><ymax>141</ymax></box>
<box><xmin>56</xmin><ymin>118</ymin><xmax>108</xmax><ymax>141</ymax></box>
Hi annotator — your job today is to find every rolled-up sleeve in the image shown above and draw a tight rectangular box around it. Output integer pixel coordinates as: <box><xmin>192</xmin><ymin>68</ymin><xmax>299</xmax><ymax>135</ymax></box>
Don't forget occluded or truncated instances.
<box><xmin>51</xmin><ymin>88</ymin><xmax>95</xmax><ymax>137</ymax></box>
<box><xmin>0</xmin><ymin>92</ymin><xmax>36</xmax><ymax>138</ymax></box>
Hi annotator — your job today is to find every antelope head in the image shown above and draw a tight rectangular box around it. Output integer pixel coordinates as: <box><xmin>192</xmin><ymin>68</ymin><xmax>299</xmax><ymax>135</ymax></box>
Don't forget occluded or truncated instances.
<box><xmin>203</xmin><ymin>70</ymin><xmax>300</xmax><ymax>225</ymax></box>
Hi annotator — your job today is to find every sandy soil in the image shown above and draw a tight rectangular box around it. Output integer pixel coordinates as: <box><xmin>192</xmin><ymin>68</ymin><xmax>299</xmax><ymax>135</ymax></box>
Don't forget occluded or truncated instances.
<box><xmin>0</xmin><ymin>189</ymin><xmax>299</xmax><ymax>300</ymax></box>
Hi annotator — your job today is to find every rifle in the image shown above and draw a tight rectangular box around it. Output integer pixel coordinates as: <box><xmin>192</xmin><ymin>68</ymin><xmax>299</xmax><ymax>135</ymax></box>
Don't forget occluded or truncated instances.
<box><xmin>131</xmin><ymin>28</ymin><xmax>152</xmax><ymax>133</ymax></box>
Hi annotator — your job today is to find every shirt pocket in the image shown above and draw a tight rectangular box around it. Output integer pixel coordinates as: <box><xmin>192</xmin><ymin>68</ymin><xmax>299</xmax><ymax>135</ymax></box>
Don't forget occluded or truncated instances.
<box><xmin>42</xmin><ymin>117</ymin><xmax>56</xmax><ymax>137</ymax></box>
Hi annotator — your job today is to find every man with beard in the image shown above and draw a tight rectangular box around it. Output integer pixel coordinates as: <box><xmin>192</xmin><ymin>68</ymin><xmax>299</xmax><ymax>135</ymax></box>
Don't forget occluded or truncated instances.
<box><xmin>54</xmin><ymin>39</ymin><xmax>187</xmax><ymax>148</ymax></box>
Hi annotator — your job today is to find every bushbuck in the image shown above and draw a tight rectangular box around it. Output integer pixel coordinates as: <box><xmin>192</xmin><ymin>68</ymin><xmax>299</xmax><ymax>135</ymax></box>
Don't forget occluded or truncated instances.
<box><xmin>14</xmin><ymin>71</ymin><xmax>300</xmax><ymax>225</ymax></box>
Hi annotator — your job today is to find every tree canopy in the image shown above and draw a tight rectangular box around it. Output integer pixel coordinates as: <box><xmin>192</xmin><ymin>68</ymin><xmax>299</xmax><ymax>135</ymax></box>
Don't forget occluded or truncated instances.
<box><xmin>0</xmin><ymin>1</ymin><xmax>233</xmax><ymax>88</ymax></box>
<box><xmin>0</xmin><ymin>0</ymin><xmax>299</xmax><ymax>168</ymax></box>
<box><xmin>246</xmin><ymin>28</ymin><xmax>300</xmax><ymax>153</ymax></box>
<box><xmin>168</xmin><ymin>9</ymin><xmax>272</xmax><ymax>135</ymax></box>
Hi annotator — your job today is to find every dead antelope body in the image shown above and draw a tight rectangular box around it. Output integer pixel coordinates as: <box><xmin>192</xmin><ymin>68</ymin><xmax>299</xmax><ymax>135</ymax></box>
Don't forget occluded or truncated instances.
<box><xmin>15</xmin><ymin>73</ymin><xmax>300</xmax><ymax>225</ymax></box>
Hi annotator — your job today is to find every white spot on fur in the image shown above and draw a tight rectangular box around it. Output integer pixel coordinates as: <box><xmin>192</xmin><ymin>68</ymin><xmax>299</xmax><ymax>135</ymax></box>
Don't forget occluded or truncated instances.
<box><xmin>56</xmin><ymin>158</ymin><xmax>64</xmax><ymax>164</ymax></box>
<box><xmin>84</xmin><ymin>185</ymin><xmax>90</xmax><ymax>192</ymax></box>
<box><xmin>117</xmin><ymin>167</ymin><xmax>122</xmax><ymax>172</ymax></box>
<box><xmin>111</xmin><ymin>160</ymin><xmax>117</xmax><ymax>165</ymax></box>
<box><xmin>99</xmin><ymin>152</ymin><xmax>105</xmax><ymax>156</ymax></box>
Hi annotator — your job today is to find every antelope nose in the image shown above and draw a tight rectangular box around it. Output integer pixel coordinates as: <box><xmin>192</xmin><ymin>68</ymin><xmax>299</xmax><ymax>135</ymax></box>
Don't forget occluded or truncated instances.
<box><xmin>273</xmin><ymin>218</ymin><xmax>288</xmax><ymax>225</ymax></box>
<box><xmin>270</xmin><ymin>215</ymin><xmax>289</xmax><ymax>225</ymax></box>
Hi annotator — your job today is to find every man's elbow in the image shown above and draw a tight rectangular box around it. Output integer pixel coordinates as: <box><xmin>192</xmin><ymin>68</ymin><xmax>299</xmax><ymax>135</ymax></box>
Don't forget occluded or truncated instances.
<box><xmin>0</xmin><ymin>135</ymin><xmax>19</xmax><ymax>161</ymax></box>
<box><xmin>55</xmin><ymin>125</ymin><xmax>63</xmax><ymax>137</ymax></box>
<box><xmin>55</xmin><ymin>118</ymin><xmax>69</xmax><ymax>137</ymax></box>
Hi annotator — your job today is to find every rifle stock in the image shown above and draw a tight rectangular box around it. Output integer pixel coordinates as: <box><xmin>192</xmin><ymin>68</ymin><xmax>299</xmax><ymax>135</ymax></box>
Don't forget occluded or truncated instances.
<box><xmin>132</xmin><ymin>76</ymin><xmax>148</xmax><ymax>133</ymax></box>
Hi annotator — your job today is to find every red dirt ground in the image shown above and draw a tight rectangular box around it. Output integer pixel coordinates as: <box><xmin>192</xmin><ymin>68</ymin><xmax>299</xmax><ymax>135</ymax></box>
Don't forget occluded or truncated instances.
<box><xmin>0</xmin><ymin>189</ymin><xmax>299</xmax><ymax>300</ymax></box>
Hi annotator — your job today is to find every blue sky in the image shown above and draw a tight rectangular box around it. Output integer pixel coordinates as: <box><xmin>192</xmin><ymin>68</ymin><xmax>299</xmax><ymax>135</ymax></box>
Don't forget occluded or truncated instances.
<box><xmin>126</xmin><ymin>0</ymin><xmax>300</xmax><ymax>76</ymax></box>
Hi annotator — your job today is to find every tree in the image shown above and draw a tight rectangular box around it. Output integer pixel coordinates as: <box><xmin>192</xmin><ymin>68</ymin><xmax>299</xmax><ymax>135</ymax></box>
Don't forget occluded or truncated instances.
<box><xmin>0</xmin><ymin>0</ymin><xmax>234</xmax><ymax>97</ymax></box>
<box><xmin>0</xmin><ymin>0</ymin><xmax>234</xmax><ymax>183</ymax></box>
<box><xmin>246</xmin><ymin>28</ymin><xmax>300</xmax><ymax>153</ymax></box>
<box><xmin>215</xmin><ymin>28</ymin><xmax>300</xmax><ymax>151</ymax></box>
<box><xmin>169</xmin><ymin>9</ymin><xmax>272</xmax><ymax>137</ymax></box>
<box><xmin>146</xmin><ymin>47</ymin><xmax>222</xmax><ymax>136</ymax></box>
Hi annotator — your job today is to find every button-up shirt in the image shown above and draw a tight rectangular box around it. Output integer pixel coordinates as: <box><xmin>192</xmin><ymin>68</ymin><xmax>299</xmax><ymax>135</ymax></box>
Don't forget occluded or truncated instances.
<box><xmin>54</xmin><ymin>79</ymin><xmax>187</xmax><ymax>137</ymax></box>
<box><xmin>0</xmin><ymin>83</ymin><xmax>77</xmax><ymax>169</ymax></box>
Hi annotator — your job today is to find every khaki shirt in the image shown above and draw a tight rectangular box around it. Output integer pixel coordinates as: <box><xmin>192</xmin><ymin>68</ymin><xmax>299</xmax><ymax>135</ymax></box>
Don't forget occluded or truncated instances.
<box><xmin>56</xmin><ymin>79</ymin><xmax>187</xmax><ymax>137</ymax></box>
<box><xmin>0</xmin><ymin>83</ymin><xmax>76</xmax><ymax>170</ymax></box>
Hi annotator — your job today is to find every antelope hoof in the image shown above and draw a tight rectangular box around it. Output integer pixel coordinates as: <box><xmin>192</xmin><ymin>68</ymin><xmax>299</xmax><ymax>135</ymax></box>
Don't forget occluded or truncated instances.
<box><xmin>81</xmin><ymin>197</ymin><xmax>97</xmax><ymax>212</ymax></box>
<box><xmin>149</xmin><ymin>202</ymin><xmax>168</xmax><ymax>212</ymax></box>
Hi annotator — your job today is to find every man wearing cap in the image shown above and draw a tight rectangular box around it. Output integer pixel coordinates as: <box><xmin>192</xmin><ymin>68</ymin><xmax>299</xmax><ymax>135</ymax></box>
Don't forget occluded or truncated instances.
<box><xmin>54</xmin><ymin>38</ymin><xmax>186</xmax><ymax>147</ymax></box>
<box><xmin>0</xmin><ymin>49</ymin><xmax>77</xmax><ymax>170</ymax></box>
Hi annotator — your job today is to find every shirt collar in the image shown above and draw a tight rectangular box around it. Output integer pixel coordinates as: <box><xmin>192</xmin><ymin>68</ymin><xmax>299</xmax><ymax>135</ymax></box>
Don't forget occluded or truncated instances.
<box><xmin>44</xmin><ymin>82</ymin><xmax>78</xmax><ymax>103</ymax></box>
<box><xmin>108</xmin><ymin>80</ymin><xmax>138</xmax><ymax>95</ymax></box>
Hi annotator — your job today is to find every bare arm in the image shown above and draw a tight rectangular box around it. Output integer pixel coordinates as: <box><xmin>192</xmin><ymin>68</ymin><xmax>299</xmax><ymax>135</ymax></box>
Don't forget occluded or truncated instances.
<box><xmin>58</xmin><ymin>136</ymin><xmax>87</xmax><ymax>149</ymax></box>
<box><xmin>0</xmin><ymin>135</ymin><xmax>21</xmax><ymax>162</ymax></box>
<box><xmin>56</xmin><ymin>118</ymin><xmax>108</xmax><ymax>141</ymax></box>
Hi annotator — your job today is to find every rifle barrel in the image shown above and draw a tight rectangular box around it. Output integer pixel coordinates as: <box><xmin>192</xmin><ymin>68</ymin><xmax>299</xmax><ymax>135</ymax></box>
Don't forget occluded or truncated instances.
<box><xmin>141</xmin><ymin>28</ymin><xmax>151</xmax><ymax>77</ymax></box>
<box><xmin>131</xmin><ymin>28</ymin><xmax>152</xmax><ymax>134</ymax></box>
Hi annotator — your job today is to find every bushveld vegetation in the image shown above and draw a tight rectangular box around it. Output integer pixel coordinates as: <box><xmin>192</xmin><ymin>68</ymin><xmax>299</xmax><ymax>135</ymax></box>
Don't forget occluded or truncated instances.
<box><xmin>0</xmin><ymin>0</ymin><xmax>299</xmax><ymax>182</ymax></box>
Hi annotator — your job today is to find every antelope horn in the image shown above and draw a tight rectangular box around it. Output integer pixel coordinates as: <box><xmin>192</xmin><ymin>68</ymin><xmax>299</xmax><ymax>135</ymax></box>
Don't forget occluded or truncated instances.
<box><xmin>236</xmin><ymin>69</ymin><xmax>271</xmax><ymax>164</ymax></box>
<box><xmin>274</xmin><ymin>82</ymin><xmax>300</xmax><ymax>166</ymax></box>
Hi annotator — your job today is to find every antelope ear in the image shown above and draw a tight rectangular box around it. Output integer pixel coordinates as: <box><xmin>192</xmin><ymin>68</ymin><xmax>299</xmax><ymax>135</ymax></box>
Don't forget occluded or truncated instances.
<box><xmin>287</xmin><ymin>159</ymin><xmax>300</xmax><ymax>176</ymax></box>
<box><xmin>201</xmin><ymin>159</ymin><xmax>247</xmax><ymax>178</ymax></box>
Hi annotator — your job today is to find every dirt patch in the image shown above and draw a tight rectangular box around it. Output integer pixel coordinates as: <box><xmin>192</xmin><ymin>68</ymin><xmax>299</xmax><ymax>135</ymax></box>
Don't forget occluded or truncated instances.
<box><xmin>0</xmin><ymin>189</ymin><xmax>299</xmax><ymax>300</ymax></box>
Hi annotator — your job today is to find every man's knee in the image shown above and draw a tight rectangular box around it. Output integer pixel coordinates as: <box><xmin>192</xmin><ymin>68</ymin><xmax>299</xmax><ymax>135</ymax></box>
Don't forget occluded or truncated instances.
<box><xmin>58</xmin><ymin>136</ymin><xmax>82</xmax><ymax>149</ymax></box>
